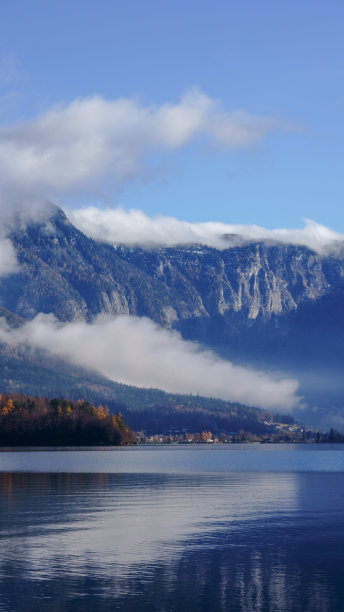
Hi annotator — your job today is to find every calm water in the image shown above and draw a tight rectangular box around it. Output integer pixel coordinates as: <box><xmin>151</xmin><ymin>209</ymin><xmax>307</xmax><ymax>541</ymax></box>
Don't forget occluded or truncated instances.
<box><xmin>0</xmin><ymin>445</ymin><xmax>344</xmax><ymax>611</ymax></box>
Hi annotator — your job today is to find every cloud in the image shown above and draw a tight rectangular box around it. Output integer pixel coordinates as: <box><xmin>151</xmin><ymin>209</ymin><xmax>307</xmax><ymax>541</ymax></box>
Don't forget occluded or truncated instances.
<box><xmin>0</xmin><ymin>313</ymin><xmax>300</xmax><ymax>411</ymax></box>
<box><xmin>67</xmin><ymin>206</ymin><xmax>344</xmax><ymax>253</ymax></box>
<box><xmin>0</xmin><ymin>238</ymin><xmax>19</xmax><ymax>277</ymax></box>
<box><xmin>0</xmin><ymin>89</ymin><xmax>285</xmax><ymax>203</ymax></box>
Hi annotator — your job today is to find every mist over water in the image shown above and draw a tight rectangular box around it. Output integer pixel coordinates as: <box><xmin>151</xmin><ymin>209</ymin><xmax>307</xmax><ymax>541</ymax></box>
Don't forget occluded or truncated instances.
<box><xmin>0</xmin><ymin>447</ymin><xmax>344</xmax><ymax>611</ymax></box>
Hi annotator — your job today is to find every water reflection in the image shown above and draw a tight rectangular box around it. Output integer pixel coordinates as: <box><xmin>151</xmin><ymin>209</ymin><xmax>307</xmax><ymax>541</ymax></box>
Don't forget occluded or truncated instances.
<box><xmin>0</xmin><ymin>470</ymin><xmax>344</xmax><ymax>610</ymax></box>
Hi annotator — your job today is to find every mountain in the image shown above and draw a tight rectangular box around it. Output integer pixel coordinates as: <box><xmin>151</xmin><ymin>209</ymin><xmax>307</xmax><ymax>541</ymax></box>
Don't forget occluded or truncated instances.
<box><xmin>1</xmin><ymin>205</ymin><xmax>344</xmax><ymax>428</ymax></box>
<box><xmin>5</xmin><ymin>206</ymin><xmax>344</xmax><ymax>332</ymax></box>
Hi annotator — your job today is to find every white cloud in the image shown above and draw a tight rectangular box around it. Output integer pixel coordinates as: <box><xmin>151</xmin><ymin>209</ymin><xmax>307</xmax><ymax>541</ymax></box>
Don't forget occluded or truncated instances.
<box><xmin>0</xmin><ymin>89</ymin><xmax>285</xmax><ymax>202</ymax></box>
<box><xmin>210</xmin><ymin>109</ymin><xmax>280</xmax><ymax>148</ymax></box>
<box><xmin>67</xmin><ymin>206</ymin><xmax>344</xmax><ymax>253</ymax></box>
<box><xmin>0</xmin><ymin>313</ymin><xmax>300</xmax><ymax>411</ymax></box>
<box><xmin>0</xmin><ymin>238</ymin><xmax>19</xmax><ymax>277</ymax></box>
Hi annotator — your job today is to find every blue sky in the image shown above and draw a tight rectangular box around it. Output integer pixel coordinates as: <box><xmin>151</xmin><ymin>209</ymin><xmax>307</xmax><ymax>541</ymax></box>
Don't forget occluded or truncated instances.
<box><xmin>0</xmin><ymin>0</ymin><xmax>343</xmax><ymax>229</ymax></box>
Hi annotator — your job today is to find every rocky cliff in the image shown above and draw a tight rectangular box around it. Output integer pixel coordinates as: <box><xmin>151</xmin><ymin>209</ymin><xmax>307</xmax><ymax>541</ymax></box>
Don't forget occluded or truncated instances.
<box><xmin>3</xmin><ymin>206</ymin><xmax>344</xmax><ymax>334</ymax></box>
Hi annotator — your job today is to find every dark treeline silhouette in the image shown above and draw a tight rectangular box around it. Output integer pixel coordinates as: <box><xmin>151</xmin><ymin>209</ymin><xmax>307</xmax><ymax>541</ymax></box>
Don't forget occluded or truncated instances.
<box><xmin>108</xmin><ymin>402</ymin><xmax>276</xmax><ymax>436</ymax></box>
<box><xmin>0</xmin><ymin>394</ymin><xmax>135</xmax><ymax>446</ymax></box>
<box><xmin>321</xmin><ymin>427</ymin><xmax>344</xmax><ymax>443</ymax></box>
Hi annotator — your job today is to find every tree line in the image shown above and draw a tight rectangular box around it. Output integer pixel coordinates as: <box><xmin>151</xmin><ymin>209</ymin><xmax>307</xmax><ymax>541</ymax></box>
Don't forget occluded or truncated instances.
<box><xmin>0</xmin><ymin>394</ymin><xmax>135</xmax><ymax>446</ymax></box>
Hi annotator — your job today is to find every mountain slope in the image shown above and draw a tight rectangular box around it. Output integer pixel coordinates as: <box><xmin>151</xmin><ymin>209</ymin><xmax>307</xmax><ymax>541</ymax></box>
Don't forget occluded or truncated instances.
<box><xmin>1</xmin><ymin>205</ymin><xmax>344</xmax><ymax>427</ymax></box>
<box><xmin>0</xmin><ymin>341</ymin><xmax>278</xmax><ymax>435</ymax></box>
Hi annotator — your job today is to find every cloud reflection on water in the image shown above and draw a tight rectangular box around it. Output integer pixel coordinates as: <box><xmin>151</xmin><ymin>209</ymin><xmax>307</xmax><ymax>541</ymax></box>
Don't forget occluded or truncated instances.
<box><xmin>0</xmin><ymin>469</ymin><xmax>344</xmax><ymax>610</ymax></box>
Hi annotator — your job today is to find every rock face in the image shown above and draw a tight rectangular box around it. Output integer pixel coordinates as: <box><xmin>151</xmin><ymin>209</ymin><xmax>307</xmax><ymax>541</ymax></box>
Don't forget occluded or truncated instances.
<box><xmin>116</xmin><ymin>242</ymin><xmax>335</xmax><ymax>322</ymax></box>
<box><xmin>3</xmin><ymin>206</ymin><xmax>344</xmax><ymax>331</ymax></box>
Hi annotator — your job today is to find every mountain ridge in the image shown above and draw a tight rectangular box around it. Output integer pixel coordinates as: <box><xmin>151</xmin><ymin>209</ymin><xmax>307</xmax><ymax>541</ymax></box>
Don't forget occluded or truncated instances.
<box><xmin>1</xmin><ymin>205</ymin><xmax>344</xmax><ymax>427</ymax></box>
<box><xmin>4</xmin><ymin>206</ymin><xmax>344</xmax><ymax>328</ymax></box>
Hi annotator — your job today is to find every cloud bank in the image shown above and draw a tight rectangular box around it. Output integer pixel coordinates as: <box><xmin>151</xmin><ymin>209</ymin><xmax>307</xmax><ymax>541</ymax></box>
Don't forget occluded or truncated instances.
<box><xmin>0</xmin><ymin>89</ymin><xmax>284</xmax><ymax>202</ymax></box>
<box><xmin>0</xmin><ymin>313</ymin><xmax>300</xmax><ymax>411</ymax></box>
<box><xmin>67</xmin><ymin>206</ymin><xmax>344</xmax><ymax>253</ymax></box>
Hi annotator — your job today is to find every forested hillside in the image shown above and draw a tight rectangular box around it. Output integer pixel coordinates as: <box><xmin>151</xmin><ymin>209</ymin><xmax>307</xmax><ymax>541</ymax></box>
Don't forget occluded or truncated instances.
<box><xmin>0</xmin><ymin>344</ymin><xmax>280</xmax><ymax>435</ymax></box>
<box><xmin>0</xmin><ymin>394</ymin><xmax>134</xmax><ymax>446</ymax></box>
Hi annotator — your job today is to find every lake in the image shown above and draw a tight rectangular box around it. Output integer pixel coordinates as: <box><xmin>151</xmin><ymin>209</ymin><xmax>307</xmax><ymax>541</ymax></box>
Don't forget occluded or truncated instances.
<box><xmin>0</xmin><ymin>445</ymin><xmax>344</xmax><ymax>611</ymax></box>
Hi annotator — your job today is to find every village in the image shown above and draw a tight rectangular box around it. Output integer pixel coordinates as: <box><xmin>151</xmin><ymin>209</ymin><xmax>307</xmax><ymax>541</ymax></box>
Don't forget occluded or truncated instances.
<box><xmin>135</xmin><ymin>422</ymin><xmax>318</xmax><ymax>445</ymax></box>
